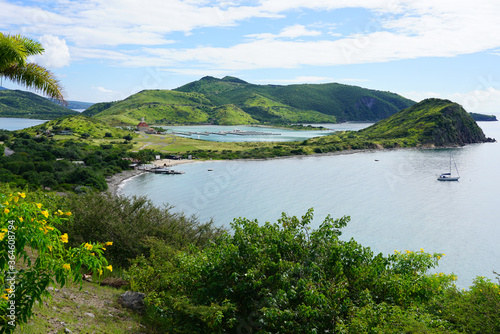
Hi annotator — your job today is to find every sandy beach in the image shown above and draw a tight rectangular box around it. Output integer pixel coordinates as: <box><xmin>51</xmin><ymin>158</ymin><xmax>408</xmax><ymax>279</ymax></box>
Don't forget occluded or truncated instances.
<box><xmin>106</xmin><ymin>159</ymin><xmax>198</xmax><ymax>196</ymax></box>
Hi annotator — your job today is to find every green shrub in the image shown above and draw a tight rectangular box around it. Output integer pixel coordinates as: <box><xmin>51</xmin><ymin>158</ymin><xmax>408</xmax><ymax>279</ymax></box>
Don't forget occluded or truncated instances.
<box><xmin>58</xmin><ymin>192</ymin><xmax>225</xmax><ymax>268</ymax></box>
<box><xmin>127</xmin><ymin>209</ymin><xmax>457</xmax><ymax>333</ymax></box>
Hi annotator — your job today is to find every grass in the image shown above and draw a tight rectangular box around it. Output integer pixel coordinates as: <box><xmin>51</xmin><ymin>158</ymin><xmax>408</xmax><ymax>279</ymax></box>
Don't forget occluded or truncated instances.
<box><xmin>132</xmin><ymin>132</ymin><xmax>278</xmax><ymax>154</ymax></box>
<box><xmin>14</xmin><ymin>280</ymin><xmax>147</xmax><ymax>334</ymax></box>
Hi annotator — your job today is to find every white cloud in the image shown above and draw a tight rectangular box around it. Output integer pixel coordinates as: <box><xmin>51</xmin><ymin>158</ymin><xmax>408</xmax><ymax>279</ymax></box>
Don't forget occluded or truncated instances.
<box><xmin>448</xmin><ymin>88</ymin><xmax>500</xmax><ymax>115</ymax></box>
<box><xmin>93</xmin><ymin>86</ymin><xmax>115</xmax><ymax>94</ymax></box>
<box><xmin>402</xmin><ymin>87</ymin><xmax>500</xmax><ymax>115</ymax></box>
<box><xmin>3</xmin><ymin>0</ymin><xmax>500</xmax><ymax>72</ymax></box>
<box><xmin>30</xmin><ymin>35</ymin><xmax>70</xmax><ymax>68</ymax></box>
<box><xmin>247</xmin><ymin>24</ymin><xmax>322</xmax><ymax>40</ymax></box>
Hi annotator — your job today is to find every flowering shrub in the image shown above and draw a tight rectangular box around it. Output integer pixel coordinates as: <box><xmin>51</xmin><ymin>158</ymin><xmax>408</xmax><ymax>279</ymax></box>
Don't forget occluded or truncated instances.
<box><xmin>0</xmin><ymin>190</ymin><xmax>112</xmax><ymax>332</ymax></box>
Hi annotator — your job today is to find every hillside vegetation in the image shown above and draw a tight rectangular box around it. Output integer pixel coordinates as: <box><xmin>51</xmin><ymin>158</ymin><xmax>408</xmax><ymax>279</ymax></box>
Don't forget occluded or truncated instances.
<box><xmin>82</xmin><ymin>76</ymin><xmax>418</xmax><ymax>126</ymax></box>
<box><xmin>175</xmin><ymin>76</ymin><xmax>416</xmax><ymax>122</ymax></box>
<box><xmin>355</xmin><ymin>98</ymin><xmax>489</xmax><ymax>146</ymax></box>
<box><xmin>0</xmin><ymin>89</ymin><xmax>78</xmax><ymax>119</ymax></box>
<box><xmin>25</xmin><ymin>114</ymin><xmax>133</xmax><ymax>139</ymax></box>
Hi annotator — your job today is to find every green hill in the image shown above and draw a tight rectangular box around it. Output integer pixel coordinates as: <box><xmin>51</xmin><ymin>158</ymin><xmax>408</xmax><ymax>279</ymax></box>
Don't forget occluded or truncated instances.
<box><xmin>303</xmin><ymin>98</ymin><xmax>493</xmax><ymax>156</ymax></box>
<box><xmin>25</xmin><ymin>114</ymin><xmax>133</xmax><ymax>139</ymax></box>
<box><xmin>175</xmin><ymin>76</ymin><xmax>416</xmax><ymax>122</ymax></box>
<box><xmin>0</xmin><ymin>89</ymin><xmax>79</xmax><ymax>119</ymax></box>
<box><xmin>83</xmin><ymin>89</ymin><xmax>217</xmax><ymax>125</ymax></box>
<box><xmin>356</xmin><ymin>98</ymin><xmax>491</xmax><ymax>146</ymax></box>
<box><xmin>82</xmin><ymin>76</ymin><xmax>416</xmax><ymax>126</ymax></box>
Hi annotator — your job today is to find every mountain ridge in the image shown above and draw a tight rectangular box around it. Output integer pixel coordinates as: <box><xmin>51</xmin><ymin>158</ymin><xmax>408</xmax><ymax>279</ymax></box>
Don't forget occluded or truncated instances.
<box><xmin>83</xmin><ymin>76</ymin><xmax>417</xmax><ymax>125</ymax></box>
<box><xmin>174</xmin><ymin>76</ymin><xmax>416</xmax><ymax>122</ymax></box>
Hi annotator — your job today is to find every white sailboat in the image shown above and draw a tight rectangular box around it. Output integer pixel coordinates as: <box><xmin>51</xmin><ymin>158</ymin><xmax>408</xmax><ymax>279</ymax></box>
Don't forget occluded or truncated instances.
<box><xmin>437</xmin><ymin>152</ymin><xmax>460</xmax><ymax>181</ymax></box>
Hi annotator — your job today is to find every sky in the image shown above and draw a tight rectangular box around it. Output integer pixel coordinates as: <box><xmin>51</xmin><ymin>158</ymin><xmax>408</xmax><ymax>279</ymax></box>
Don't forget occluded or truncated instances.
<box><xmin>1</xmin><ymin>0</ymin><xmax>500</xmax><ymax>115</ymax></box>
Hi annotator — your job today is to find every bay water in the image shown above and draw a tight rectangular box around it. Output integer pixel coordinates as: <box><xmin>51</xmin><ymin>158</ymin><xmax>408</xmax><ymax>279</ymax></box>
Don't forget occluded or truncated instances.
<box><xmin>0</xmin><ymin>117</ymin><xmax>48</xmax><ymax>131</ymax></box>
<box><xmin>120</xmin><ymin>121</ymin><xmax>500</xmax><ymax>287</ymax></box>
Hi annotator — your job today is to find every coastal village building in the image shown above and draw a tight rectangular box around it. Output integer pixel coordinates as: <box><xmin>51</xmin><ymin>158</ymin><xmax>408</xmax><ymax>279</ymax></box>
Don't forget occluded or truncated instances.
<box><xmin>136</xmin><ymin>117</ymin><xmax>150</xmax><ymax>131</ymax></box>
<box><xmin>136</xmin><ymin>117</ymin><xmax>157</xmax><ymax>134</ymax></box>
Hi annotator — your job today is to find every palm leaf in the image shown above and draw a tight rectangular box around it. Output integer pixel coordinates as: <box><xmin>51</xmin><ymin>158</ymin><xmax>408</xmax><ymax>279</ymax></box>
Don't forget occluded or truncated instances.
<box><xmin>0</xmin><ymin>33</ymin><xmax>30</xmax><ymax>70</ymax></box>
<box><xmin>1</xmin><ymin>62</ymin><xmax>66</xmax><ymax>105</ymax></box>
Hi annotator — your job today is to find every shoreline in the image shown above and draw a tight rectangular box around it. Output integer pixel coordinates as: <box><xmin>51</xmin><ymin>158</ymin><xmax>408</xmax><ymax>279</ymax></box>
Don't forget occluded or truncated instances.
<box><xmin>106</xmin><ymin>159</ymin><xmax>199</xmax><ymax>196</ymax></box>
<box><xmin>107</xmin><ymin>145</ymin><xmax>463</xmax><ymax>195</ymax></box>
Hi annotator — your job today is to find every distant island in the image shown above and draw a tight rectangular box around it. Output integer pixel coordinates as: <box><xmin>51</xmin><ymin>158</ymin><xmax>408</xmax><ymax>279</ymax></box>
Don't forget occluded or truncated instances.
<box><xmin>469</xmin><ymin>112</ymin><xmax>497</xmax><ymax>122</ymax></box>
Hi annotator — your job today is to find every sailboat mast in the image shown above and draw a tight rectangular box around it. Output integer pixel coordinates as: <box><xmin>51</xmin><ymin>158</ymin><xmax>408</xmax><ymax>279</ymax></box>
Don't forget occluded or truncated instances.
<box><xmin>449</xmin><ymin>152</ymin><xmax>452</xmax><ymax>174</ymax></box>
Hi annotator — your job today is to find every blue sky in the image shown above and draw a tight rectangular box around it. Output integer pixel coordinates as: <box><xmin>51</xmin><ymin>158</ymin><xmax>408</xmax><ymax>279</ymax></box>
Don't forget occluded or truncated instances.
<box><xmin>1</xmin><ymin>0</ymin><xmax>500</xmax><ymax>115</ymax></box>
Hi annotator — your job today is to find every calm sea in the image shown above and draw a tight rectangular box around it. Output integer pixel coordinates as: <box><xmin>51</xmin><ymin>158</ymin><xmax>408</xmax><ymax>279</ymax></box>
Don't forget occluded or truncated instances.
<box><xmin>120</xmin><ymin>121</ymin><xmax>500</xmax><ymax>287</ymax></box>
<box><xmin>0</xmin><ymin>117</ymin><xmax>48</xmax><ymax>131</ymax></box>
<box><xmin>161</xmin><ymin>123</ymin><xmax>371</xmax><ymax>142</ymax></box>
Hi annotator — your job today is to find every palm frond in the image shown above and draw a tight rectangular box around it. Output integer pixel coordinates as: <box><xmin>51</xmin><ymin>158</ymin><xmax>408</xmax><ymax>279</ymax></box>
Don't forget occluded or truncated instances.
<box><xmin>1</xmin><ymin>62</ymin><xmax>67</xmax><ymax>105</ymax></box>
<box><xmin>11</xmin><ymin>34</ymin><xmax>44</xmax><ymax>57</ymax></box>
<box><xmin>0</xmin><ymin>33</ymin><xmax>29</xmax><ymax>70</ymax></box>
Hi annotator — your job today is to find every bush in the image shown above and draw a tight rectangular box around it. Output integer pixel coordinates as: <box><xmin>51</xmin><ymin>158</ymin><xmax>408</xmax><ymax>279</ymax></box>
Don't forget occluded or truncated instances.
<box><xmin>127</xmin><ymin>209</ymin><xmax>458</xmax><ymax>333</ymax></box>
<box><xmin>59</xmin><ymin>192</ymin><xmax>225</xmax><ymax>268</ymax></box>
<box><xmin>0</xmin><ymin>187</ymin><xmax>111</xmax><ymax>330</ymax></box>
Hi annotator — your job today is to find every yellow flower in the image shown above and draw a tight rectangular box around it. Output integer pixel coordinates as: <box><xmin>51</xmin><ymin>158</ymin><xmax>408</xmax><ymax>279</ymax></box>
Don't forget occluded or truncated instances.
<box><xmin>106</xmin><ymin>265</ymin><xmax>113</xmax><ymax>272</ymax></box>
<box><xmin>13</xmin><ymin>196</ymin><xmax>19</xmax><ymax>203</ymax></box>
<box><xmin>1</xmin><ymin>294</ymin><xmax>8</xmax><ymax>301</ymax></box>
<box><xmin>65</xmin><ymin>211</ymin><xmax>72</xmax><ymax>216</ymax></box>
<box><xmin>41</xmin><ymin>210</ymin><xmax>49</xmax><ymax>218</ymax></box>
<box><xmin>48</xmin><ymin>246</ymin><xmax>52</xmax><ymax>251</ymax></box>
<box><xmin>3</xmin><ymin>201</ymin><xmax>9</xmax><ymax>206</ymax></box>
<box><xmin>406</xmin><ymin>250</ymin><xmax>411</xmax><ymax>254</ymax></box>
<box><xmin>105</xmin><ymin>241</ymin><xmax>113</xmax><ymax>246</ymax></box>
<box><xmin>19</xmin><ymin>217</ymin><xmax>23</xmax><ymax>222</ymax></box>
<box><xmin>56</xmin><ymin>209</ymin><xmax>64</xmax><ymax>216</ymax></box>
<box><xmin>60</xmin><ymin>233</ymin><xmax>69</xmax><ymax>243</ymax></box>
<box><xmin>35</xmin><ymin>203</ymin><xmax>42</xmax><ymax>209</ymax></box>
<box><xmin>84</xmin><ymin>243</ymin><xmax>93</xmax><ymax>251</ymax></box>
<box><xmin>46</xmin><ymin>226</ymin><xmax>54</xmax><ymax>231</ymax></box>
<box><xmin>420</xmin><ymin>248</ymin><xmax>424</xmax><ymax>252</ymax></box>
<box><xmin>5</xmin><ymin>288</ymin><xmax>13</xmax><ymax>294</ymax></box>
<box><xmin>98</xmin><ymin>269</ymin><xmax>103</xmax><ymax>276</ymax></box>
<box><xmin>62</xmin><ymin>263</ymin><xmax>71</xmax><ymax>271</ymax></box>
<box><xmin>3</xmin><ymin>208</ymin><xmax>9</xmax><ymax>214</ymax></box>
<box><xmin>437</xmin><ymin>256</ymin><xmax>441</xmax><ymax>260</ymax></box>
<box><xmin>0</xmin><ymin>233</ymin><xmax>5</xmax><ymax>241</ymax></box>
<box><xmin>18</xmin><ymin>192</ymin><xmax>26</xmax><ymax>198</ymax></box>
<box><xmin>102</xmin><ymin>247</ymin><xmax>106</xmax><ymax>251</ymax></box>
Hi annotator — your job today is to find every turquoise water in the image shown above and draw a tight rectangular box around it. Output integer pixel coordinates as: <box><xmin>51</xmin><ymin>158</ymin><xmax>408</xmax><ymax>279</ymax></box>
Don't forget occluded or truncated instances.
<box><xmin>120</xmin><ymin>121</ymin><xmax>500</xmax><ymax>287</ymax></box>
<box><xmin>161</xmin><ymin>123</ymin><xmax>371</xmax><ymax>142</ymax></box>
<box><xmin>0</xmin><ymin>117</ymin><xmax>48</xmax><ymax>131</ymax></box>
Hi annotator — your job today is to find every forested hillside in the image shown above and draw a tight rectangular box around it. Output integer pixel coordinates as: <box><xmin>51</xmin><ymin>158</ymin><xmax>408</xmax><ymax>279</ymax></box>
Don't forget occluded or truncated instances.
<box><xmin>175</xmin><ymin>76</ymin><xmax>416</xmax><ymax>122</ymax></box>
<box><xmin>82</xmin><ymin>76</ymin><xmax>417</xmax><ymax>125</ymax></box>
<box><xmin>0</xmin><ymin>89</ymin><xmax>79</xmax><ymax>119</ymax></box>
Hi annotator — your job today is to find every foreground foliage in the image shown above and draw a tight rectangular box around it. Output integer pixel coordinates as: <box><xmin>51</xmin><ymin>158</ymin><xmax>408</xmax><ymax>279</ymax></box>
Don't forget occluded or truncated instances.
<box><xmin>59</xmin><ymin>192</ymin><xmax>226</xmax><ymax>268</ymax></box>
<box><xmin>0</xmin><ymin>187</ymin><xmax>111</xmax><ymax>333</ymax></box>
<box><xmin>127</xmin><ymin>209</ymin><xmax>499</xmax><ymax>333</ymax></box>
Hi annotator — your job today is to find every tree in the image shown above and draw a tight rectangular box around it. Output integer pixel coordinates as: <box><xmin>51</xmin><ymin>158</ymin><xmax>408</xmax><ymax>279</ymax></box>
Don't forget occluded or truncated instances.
<box><xmin>0</xmin><ymin>188</ymin><xmax>111</xmax><ymax>331</ymax></box>
<box><xmin>0</xmin><ymin>33</ymin><xmax>66</xmax><ymax>105</ymax></box>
